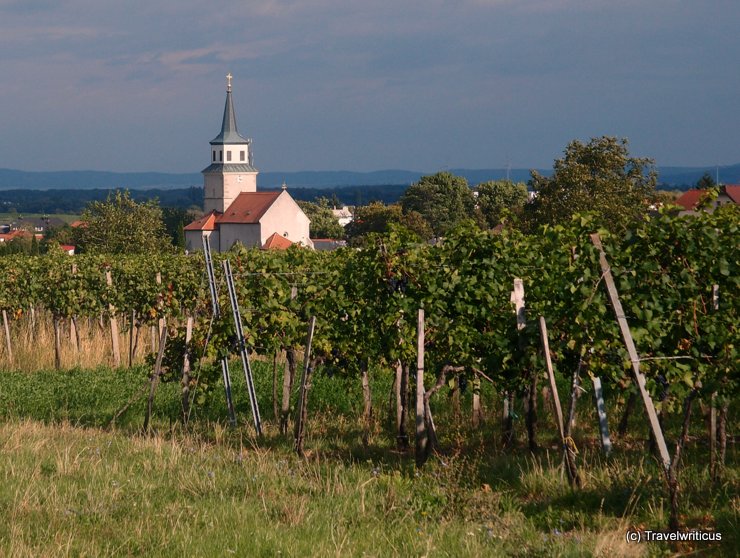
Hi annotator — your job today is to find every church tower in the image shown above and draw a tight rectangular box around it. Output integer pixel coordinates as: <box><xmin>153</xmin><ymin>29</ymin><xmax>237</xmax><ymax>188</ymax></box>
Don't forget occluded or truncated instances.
<box><xmin>203</xmin><ymin>74</ymin><xmax>258</xmax><ymax>213</ymax></box>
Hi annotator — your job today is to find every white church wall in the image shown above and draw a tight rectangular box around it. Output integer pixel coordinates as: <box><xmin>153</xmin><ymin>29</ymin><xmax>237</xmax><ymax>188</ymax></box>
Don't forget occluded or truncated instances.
<box><xmin>260</xmin><ymin>191</ymin><xmax>313</xmax><ymax>248</ymax></box>
<box><xmin>184</xmin><ymin>229</ymin><xmax>219</xmax><ymax>253</ymax></box>
<box><xmin>219</xmin><ymin>223</ymin><xmax>262</xmax><ymax>250</ymax></box>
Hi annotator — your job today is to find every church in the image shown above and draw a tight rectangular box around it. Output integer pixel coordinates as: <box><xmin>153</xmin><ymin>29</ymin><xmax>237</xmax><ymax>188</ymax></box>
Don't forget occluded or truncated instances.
<box><xmin>184</xmin><ymin>75</ymin><xmax>312</xmax><ymax>252</ymax></box>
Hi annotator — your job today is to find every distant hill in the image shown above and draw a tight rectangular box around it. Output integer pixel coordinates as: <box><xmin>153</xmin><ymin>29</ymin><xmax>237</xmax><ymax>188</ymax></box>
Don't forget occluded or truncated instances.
<box><xmin>1</xmin><ymin>164</ymin><xmax>738</xmax><ymax>192</ymax></box>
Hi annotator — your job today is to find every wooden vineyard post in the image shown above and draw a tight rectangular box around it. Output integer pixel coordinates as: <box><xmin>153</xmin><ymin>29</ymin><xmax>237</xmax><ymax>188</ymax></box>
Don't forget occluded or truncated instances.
<box><xmin>539</xmin><ymin>316</ymin><xmax>581</xmax><ymax>486</ymax></box>
<box><xmin>53</xmin><ymin>315</ymin><xmax>62</xmax><ymax>370</ymax></box>
<box><xmin>591</xmin><ymin>375</ymin><xmax>613</xmax><ymax>455</ymax></box>
<box><xmin>181</xmin><ymin>315</ymin><xmax>194</xmax><ymax>425</ymax></box>
<box><xmin>472</xmin><ymin>376</ymin><xmax>481</xmax><ymax>428</ymax></box>
<box><xmin>70</xmin><ymin>264</ymin><xmax>79</xmax><ymax>354</ymax></box>
<box><xmin>538</xmin><ymin>317</ymin><xmax>565</xmax><ymax>441</ymax></box>
<box><xmin>156</xmin><ymin>272</ymin><xmax>165</xmax><ymax>338</ymax></box>
<box><xmin>709</xmin><ymin>284</ymin><xmax>728</xmax><ymax>480</ymax></box>
<box><xmin>415</xmin><ymin>308</ymin><xmax>429</xmax><ymax>467</ymax></box>
<box><xmin>105</xmin><ymin>270</ymin><xmax>121</xmax><ymax>368</ymax></box>
<box><xmin>563</xmin><ymin>360</ymin><xmax>583</xmax><ymax>488</ymax></box>
<box><xmin>590</xmin><ymin>234</ymin><xmax>671</xmax><ymax>473</ymax></box>
<box><xmin>396</xmin><ymin>362</ymin><xmax>410</xmax><ymax>449</ymax></box>
<box><xmin>294</xmin><ymin>316</ymin><xmax>316</xmax><ymax>457</ymax></box>
<box><xmin>144</xmin><ymin>327</ymin><xmax>168</xmax><ymax>433</ymax></box>
<box><xmin>2</xmin><ymin>309</ymin><xmax>12</xmax><ymax>366</ymax></box>
<box><xmin>128</xmin><ymin>310</ymin><xmax>136</xmax><ymax>367</ymax></box>
<box><xmin>280</xmin><ymin>349</ymin><xmax>296</xmax><ymax>435</ymax></box>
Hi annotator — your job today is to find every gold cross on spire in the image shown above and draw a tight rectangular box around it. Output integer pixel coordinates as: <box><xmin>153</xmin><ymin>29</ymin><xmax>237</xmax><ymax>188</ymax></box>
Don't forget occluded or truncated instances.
<box><xmin>226</xmin><ymin>73</ymin><xmax>233</xmax><ymax>92</ymax></box>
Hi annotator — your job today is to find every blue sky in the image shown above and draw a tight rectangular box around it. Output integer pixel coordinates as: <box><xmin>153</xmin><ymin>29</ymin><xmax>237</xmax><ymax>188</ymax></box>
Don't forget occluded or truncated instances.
<box><xmin>1</xmin><ymin>0</ymin><xmax>738</xmax><ymax>173</ymax></box>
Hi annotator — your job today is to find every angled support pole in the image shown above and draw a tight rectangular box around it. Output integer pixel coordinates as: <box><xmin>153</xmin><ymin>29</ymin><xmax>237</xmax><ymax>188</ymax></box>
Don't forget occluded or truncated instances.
<box><xmin>223</xmin><ymin>258</ymin><xmax>262</xmax><ymax>436</ymax></box>
<box><xmin>590</xmin><ymin>233</ymin><xmax>670</xmax><ymax>473</ymax></box>
<box><xmin>202</xmin><ymin>233</ymin><xmax>237</xmax><ymax>427</ymax></box>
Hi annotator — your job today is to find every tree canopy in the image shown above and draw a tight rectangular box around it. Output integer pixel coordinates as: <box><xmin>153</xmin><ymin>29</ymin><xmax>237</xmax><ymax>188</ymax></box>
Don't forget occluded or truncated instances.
<box><xmin>400</xmin><ymin>172</ymin><xmax>475</xmax><ymax>237</ymax></box>
<box><xmin>297</xmin><ymin>200</ymin><xmax>346</xmax><ymax>240</ymax></box>
<box><xmin>345</xmin><ymin>202</ymin><xmax>432</xmax><ymax>246</ymax></box>
<box><xmin>77</xmin><ymin>190</ymin><xmax>172</xmax><ymax>255</ymax></box>
<box><xmin>525</xmin><ymin>136</ymin><xmax>657</xmax><ymax>232</ymax></box>
<box><xmin>474</xmin><ymin>180</ymin><xmax>528</xmax><ymax>228</ymax></box>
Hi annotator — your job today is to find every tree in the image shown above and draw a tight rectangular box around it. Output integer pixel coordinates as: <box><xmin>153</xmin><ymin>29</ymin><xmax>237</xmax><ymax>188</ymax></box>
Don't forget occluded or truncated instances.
<box><xmin>400</xmin><ymin>172</ymin><xmax>475</xmax><ymax>236</ymax></box>
<box><xmin>474</xmin><ymin>180</ymin><xmax>528</xmax><ymax>228</ymax></box>
<box><xmin>695</xmin><ymin>172</ymin><xmax>716</xmax><ymax>190</ymax></box>
<box><xmin>345</xmin><ymin>202</ymin><xmax>432</xmax><ymax>246</ymax></box>
<box><xmin>297</xmin><ymin>201</ymin><xmax>345</xmax><ymax>239</ymax></box>
<box><xmin>77</xmin><ymin>190</ymin><xmax>171</xmax><ymax>255</ymax></box>
<box><xmin>162</xmin><ymin>207</ymin><xmax>196</xmax><ymax>249</ymax></box>
<box><xmin>525</xmin><ymin>136</ymin><xmax>657</xmax><ymax>232</ymax></box>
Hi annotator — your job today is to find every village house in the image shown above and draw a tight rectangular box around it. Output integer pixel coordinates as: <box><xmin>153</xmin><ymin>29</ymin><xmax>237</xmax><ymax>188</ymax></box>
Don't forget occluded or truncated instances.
<box><xmin>674</xmin><ymin>184</ymin><xmax>740</xmax><ymax>215</ymax></box>
<box><xmin>184</xmin><ymin>75</ymin><xmax>312</xmax><ymax>252</ymax></box>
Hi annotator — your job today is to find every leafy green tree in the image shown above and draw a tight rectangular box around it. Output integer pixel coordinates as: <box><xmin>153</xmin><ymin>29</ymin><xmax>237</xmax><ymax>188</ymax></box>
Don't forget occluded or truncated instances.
<box><xmin>474</xmin><ymin>180</ymin><xmax>528</xmax><ymax>228</ymax></box>
<box><xmin>525</xmin><ymin>136</ymin><xmax>657</xmax><ymax>232</ymax></box>
<box><xmin>400</xmin><ymin>172</ymin><xmax>475</xmax><ymax>236</ymax></box>
<box><xmin>345</xmin><ymin>202</ymin><xmax>432</xmax><ymax>245</ymax></box>
<box><xmin>297</xmin><ymin>201</ymin><xmax>345</xmax><ymax>239</ymax></box>
<box><xmin>77</xmin><ymin>190</ymin><xmax>171</xmax><ymax>255</ymax></box>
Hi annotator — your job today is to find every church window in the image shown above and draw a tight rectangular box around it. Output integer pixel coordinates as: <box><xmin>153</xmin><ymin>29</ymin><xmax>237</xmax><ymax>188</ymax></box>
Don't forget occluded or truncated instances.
<box><xmin>240</xmin><ymin>150</ymin><xmax>245</xmax><ymax>161</ymax></box>
<box><xmin>227</xmin><ymin>151</ymin><xmax>232</xmax><ymax>161</ymax></box>
<box><xmin>212</xmin><ymin>151</ymin><xmax>216</xmax><ymax>162</ymax></box>
<box><xmin>219</xmin><ymin>150</ymin><xmax>223</xmax><ymax>161</ymax></box>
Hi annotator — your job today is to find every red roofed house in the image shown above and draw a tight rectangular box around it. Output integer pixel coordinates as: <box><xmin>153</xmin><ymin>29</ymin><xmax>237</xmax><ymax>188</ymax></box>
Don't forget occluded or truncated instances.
<box><xmin>675</xmin><ymin>185</ymin><xmax>740</xmax><ymax>215</ymax></box>
<box><xmin>184</xmin><ymin>75</ymin><xmax>312</xmax><ymax>252</ymax></box>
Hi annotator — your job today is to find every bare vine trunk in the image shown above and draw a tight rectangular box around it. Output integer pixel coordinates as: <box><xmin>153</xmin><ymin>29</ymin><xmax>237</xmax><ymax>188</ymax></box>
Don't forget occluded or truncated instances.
<box><xmin>668</xmin><ymin>389</ymin><xmax>697</xmax><ymax>531</ymax></box>
<box><xmin>618</xmin><ymin>391</ymin><xmax>637</xmax><ymax>436</ymax></box>
<box><xmin>280</xmin><ymin>348</ymin><xmax>297</xmax><ymax>435</ymax></box>
<box><xmin>272</xmin><ymin>350</ymin><xmax>280</xmax><ymax>421</ymax></box>
<box><xmin>526</xmin><ymin>370</ymin><xmax>539</xmax><ymax>452</ymax></box>
<box><xmin>502</xmin><ymin>392</ymin><xmax>515</xmax><ymax>449</ymax></box>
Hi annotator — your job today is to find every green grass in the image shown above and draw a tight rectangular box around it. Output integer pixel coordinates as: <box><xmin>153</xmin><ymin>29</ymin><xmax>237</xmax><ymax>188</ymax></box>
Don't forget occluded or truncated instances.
<box><xmin>0</xmin><ymin>212</ymin><xmax>80</xmax><ymax>224</ymax></box>
<box><xmin>0</xmin><ymin>363</ymin><xmax>736</xmax><ymax>557</ymax></box>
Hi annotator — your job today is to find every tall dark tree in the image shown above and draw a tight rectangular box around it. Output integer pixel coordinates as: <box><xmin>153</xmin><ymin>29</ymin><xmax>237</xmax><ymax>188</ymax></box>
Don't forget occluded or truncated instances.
<box><xmin>525</xmin><ymin>136</ymin><xmax>657</xmax><ymax>232</ymax></box>
<box><xmin>695</xmin><ymin>172</ymin><xmax>716</xmax><ymax>190</ymax></box>
<box><xmin>400</xmin><ymin>172</ymin><xmax>475</xmax><ymax>237</ymax></box>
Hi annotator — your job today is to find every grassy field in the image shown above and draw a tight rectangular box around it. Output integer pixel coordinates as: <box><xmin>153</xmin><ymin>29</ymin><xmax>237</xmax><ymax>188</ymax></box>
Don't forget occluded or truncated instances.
<box><xmin>0</xmin><ymin>212</ymin><xmax>80</xmax><ymax>225</ymax></box>
<box><xmin>0</xmin><ymin>364</ymin><xmax>736</xmax><ymax>557</ymax></box>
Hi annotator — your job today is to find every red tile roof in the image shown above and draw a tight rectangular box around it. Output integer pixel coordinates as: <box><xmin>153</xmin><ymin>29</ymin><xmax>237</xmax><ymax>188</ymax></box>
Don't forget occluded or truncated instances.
<box><xmin>183</xmin><ymin>211</ymin><xmax>220</xmax><ymax>231</ymax></box>
<box><xmin>675</xmin><ymin>189</ymin><xmax>705</xmax><ymax>210</ymax></box>
<box><xmin>218</xmin><ymin>192</ymin><xmax>282</xmax><ymax>224</ymax></box>
<box><xmin>262</xmin><ymin>232</ymin><xmax>293</xmax><ymax>250</ymax></box>
<box><xmin>724</xmin><ymin>185</ymin><xmax>740</xmax><ymax>203</ymax></box>
<box><xmin>675</xmin><ymin>186</ymin><xmax>740</xmax><ymax>210</ymax></box>
<box><xmin>0</xmin><ymin>230</ymin><xmax>32</xmax><ymax>242</ymax></box>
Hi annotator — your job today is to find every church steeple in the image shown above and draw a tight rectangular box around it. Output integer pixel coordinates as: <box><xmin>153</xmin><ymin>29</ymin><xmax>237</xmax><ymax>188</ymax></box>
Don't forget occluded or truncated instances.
<box><xmin>202</xmin><ymin>74</ymin><xmax>259</xmax><ymax>214</ymax></box>
<box><xmin>210</xmin><ymin>73</ymin><xmax>250</xmax><ymax>146</ymax></box>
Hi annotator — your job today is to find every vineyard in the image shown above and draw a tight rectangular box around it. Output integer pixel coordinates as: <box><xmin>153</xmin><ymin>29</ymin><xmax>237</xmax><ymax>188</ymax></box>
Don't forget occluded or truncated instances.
<box><xmin>0</xmin><ymin>206</ymin><xmax>737</xmax><ymax>551</ymax></box>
